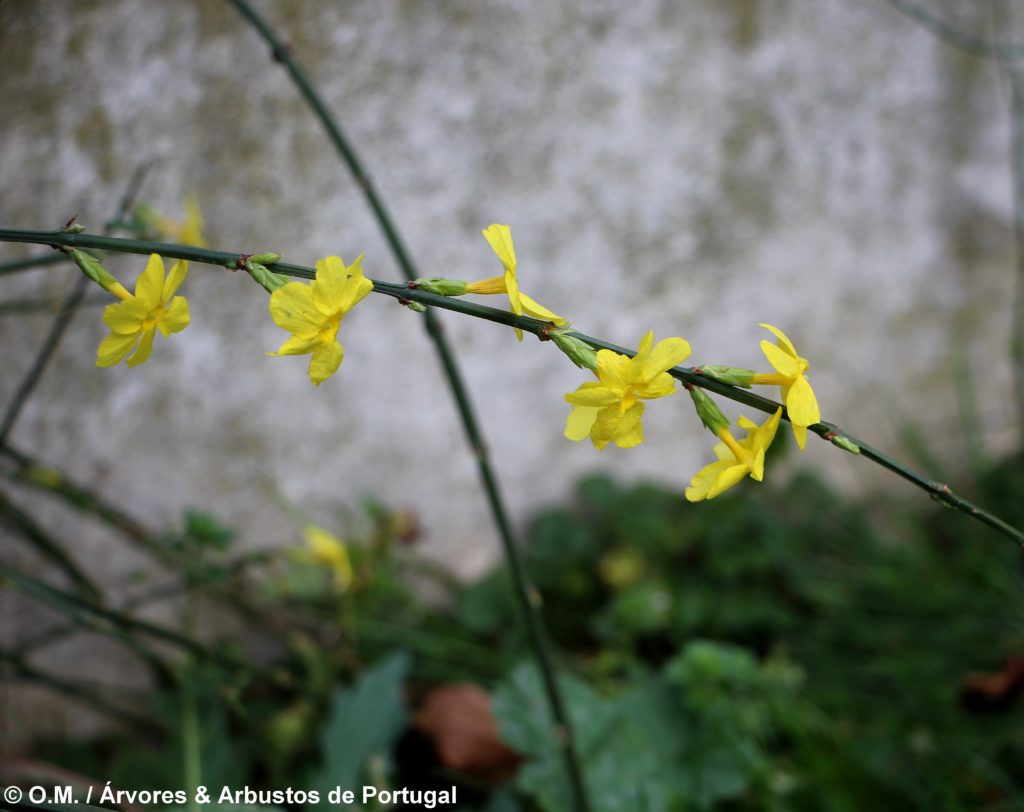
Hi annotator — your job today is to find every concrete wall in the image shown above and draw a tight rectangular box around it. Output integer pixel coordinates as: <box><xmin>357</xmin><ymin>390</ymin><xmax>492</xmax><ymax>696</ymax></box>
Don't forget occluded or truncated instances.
<box><xmin>0</xmin><ymin>0</ymin><xmax>1021</xmax><ymax>735</ymax></box>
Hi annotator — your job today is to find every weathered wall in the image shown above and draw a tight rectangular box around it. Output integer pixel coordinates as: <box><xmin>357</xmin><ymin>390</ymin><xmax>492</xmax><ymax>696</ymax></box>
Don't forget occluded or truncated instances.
<box><xmin>0</xmin><ymin>0</ymin><xmax>1021</xmax><ymax>735</ymax></box>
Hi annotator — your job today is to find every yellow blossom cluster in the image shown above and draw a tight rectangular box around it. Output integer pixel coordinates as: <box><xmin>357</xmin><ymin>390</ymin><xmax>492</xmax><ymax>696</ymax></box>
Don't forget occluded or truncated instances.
<box><xmin>82</xmin><ymin>207</ymin><xmax>821</xmax><ymax>502</ymax></box>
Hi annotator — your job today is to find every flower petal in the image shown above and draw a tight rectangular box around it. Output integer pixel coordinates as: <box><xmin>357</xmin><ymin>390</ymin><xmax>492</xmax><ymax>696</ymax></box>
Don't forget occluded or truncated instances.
<box><xmin>791</xmin><ymin>423</ymin><xmax>808</xmax><ymax>450</ymax></box>
<box><xmin>784</xmin><ymin>374</ymin><xmax>820</xmax><ymax>429</ymax></box>
<box><xmin>269</xmin><ymin>282</ymin><xmax>322</xmax><ymax>337</ymax></box>
<box><xmin>634</xmin><ymin>370</ymin><xmax>676</xmax><ymax>400</ymax></box>
<box><xmin>753</xmin><ymin>408</ymin><xmax>784</xmax><ymax>452</ymax></box>
<box><xmin>482</xmin><ymin>224</ymin><xmax>516</xmax><ymax>273</ymax></box>
<box><xmin>465</xmin><ymin>275</ymin><xmax>507</xmax><ymax>295</ymax></box>
<box><xmin>685</xmin><ymin>459</ymin><xmax>735</xmax><ymax>502</ymax></box>
<box><xmin>760</xmin><ymin>339</ymin><xmax>801</xmax><ymax>378</ymax></box>
<box><xmin>758</xmin><ymin>323</ymin><xmax>798</xmax><ymax>357</ymax></box>
<box><xmin>102</xmin><ymin>298</ymin><xmax>150</xmax><ymax>334</ymax></box>
<box><xmin>611</xmin><ymin>402</ymin><xmax>645</xmax><ymax>448</ymax></box>
<box><xmin>505</xmin><ymin>269</ymin><xmax>524</xmax><ymax>341</ymax></box>
<box><xmin>707</xmin><ymin>462</ymin><xmax>751</xmax><ymax>499</ymax></box>
<box><xmin>268</xmin><ymin>334</ymin><xmax>320</xmax><ymax>357</ymax></box>
<box><xmin>134</xmin><ymin>254</ymin><xmax>166</xmax><ymax>304</ymax></box>
<box><xmin>641</xmin><ymin>337</ymin><xmax>691</xmax><ymax>379</ymax></box>
<box><xmin>162</xmin><ymin>260</ymin><xmax>188</xmax><ymax>301</ymax></box>
<box><xmin>308</xmin><ymin>340</ymin><xmax>344</xmax><ymax>385</ymax></box>
<box><xmin>312</xmin><ymin>256</ymin><xmax>347</xmax><ymax>315</ymax></box>
<box><xmin>519</xmin><ymin>291</ymin><xmax>567</xmax><ymax>326</ymax></box>
<box><xmin>749</xmin><ymin>448</ymin><xmax>767</xmax><ymax>482</ymax></box>
<box><xmin>157</xmin><ymin>296</ymin><xmax>190</xmax><ymax>337</ymax></box>
<box><xmin>595</xmin><ymin>350</ymin><xmax>632</xmax><ymax>393</ymax></box>
<box><xmin>126</xmin><ymin>325</ymin><xmax>156</xmax><ymax>367</ymax></box>
<box><xmin>564</xmin><ymin>405</ymin><xmax>600</xmax><ymax>441</ymax></box>
<box><xmin>564</xmin><ymin>381</ymin><xmax>619</xmax><ymax>407</ymax></box>
<box><xmin>96</xmin><ymin>331</ymin><xmax>139</xmax><ymax>368</ymax></box>
<box><xmin>182</xmin><ymin>197</ymin><xmax>207</xmax><ymax>248</ymax></box>
<box><xmin>592</xmin><ymin>401</ymin><xmax>645</xmax><ymax>450</ymax></box>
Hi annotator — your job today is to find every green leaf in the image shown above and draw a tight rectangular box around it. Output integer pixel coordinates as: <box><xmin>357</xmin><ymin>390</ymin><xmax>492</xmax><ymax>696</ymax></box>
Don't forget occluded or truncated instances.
<box><xmin>184</xmin><ymin>509</ymin><xmax>235</xmax><ymax>550</ymax></box>
<box><xmin>314</xmin><ymin>651</ymin><xmax>411</xmax><ymax>797</ymax></box>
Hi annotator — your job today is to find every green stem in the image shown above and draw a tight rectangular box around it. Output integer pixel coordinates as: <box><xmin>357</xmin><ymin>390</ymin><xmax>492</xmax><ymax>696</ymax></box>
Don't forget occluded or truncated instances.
<box><xmin>0</xmin><ymin>487</ymin><xmax>101</xmax><ymax>598</ymax></box>
<box><xmin>0</xmin><ymin>650</ymin><xmax>164</xmax><ymax>734</ymax></box>
<box><xmin>0</xmin><ymin>165</ymin><xmax>149</xmax><ymax>445</ymax></box>
<box><xmin>0</xmin><ymin>442</ymin><xmax>161</xmax><ymax>556</ymax></box>
<box><xmin>0</xmin><ymin>292</ymin><xmax>106</xmax><ymax>317</ymax></box>
<box><xmin>0</xmin><ymin>562</ymin><xmax>288</xmax><ymax>685</ymax></box>
<box><xmin>882</xmin><ymin>0</ymin><xmax>1024</xmax><ymax>61</ymax></box>
<box><xmin>232</xmin><ymin>3</ymin><xmax>594</xmax><ymax>807</ymax></box>
<box><xmin>0</xmin><ymin>253</ymin><xmax>63</xmax><ymax>276</ymax></box>
<box><xmin>1</xmin><ymin>228</ymin><xmax>1022</xmax><ymax>552</ymax></box>
<box><xmin>997</xmin><ymin>2</ymin><xmax>1024</xmax><ymax>439</ymax></box>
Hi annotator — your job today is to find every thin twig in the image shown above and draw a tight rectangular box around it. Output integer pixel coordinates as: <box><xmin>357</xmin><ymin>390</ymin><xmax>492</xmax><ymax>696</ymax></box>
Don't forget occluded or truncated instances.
<box><xmin>0</xmin><ymin>292</ymin><xmax>107</xmax><ymax>317</ymax></box>
<box><xmin>0</xmin><ymin>650</ymin><xmax>164</xmax><ymax>734</ymax></box>
<box><xmin>225</xmin><ymin>2</ymin><xmax>593</xmax><ymax>808</ymax></box>
<box><xmin>0</xmin><ymin>228</ymin><xmax>1021</xmax><ymax>552</ymax></box>
<box><xmin>0</xmin><ymin>487</ymin><xmax>101</xmax><ymax>598</ymax></box>
<box><xmin>0</xmin><ymin>253</ymin><xmax>64</xmax><ymax>276</ymax></box>
<box><xmin>882</xmin><ymin>0</ymin><xmax>1024</xmax><ymax>61</ymax></box>
<box><xmin>0</xmin><ymin>164</ymin><xmax>150</xmax><ymax>446</ymax></box>
<box><xmin>0</xmin><ymin>562</ymin><xmax>289</xmax><ymax>687</ymax></box>
<box><xmin>992</xmin><ymin>0</ymin><xmax>1024</xmax><ymax>434</ymax></box>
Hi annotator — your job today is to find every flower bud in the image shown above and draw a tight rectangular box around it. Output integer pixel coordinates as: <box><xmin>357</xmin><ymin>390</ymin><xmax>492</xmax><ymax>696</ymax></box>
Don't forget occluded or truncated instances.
<box><xmin>549</xmin><ymin>328</ymin><xmax>597</xmax><ymax>370</ymax></box>
<box><xmin>402</xmin><ymin>300</ymin><xmax>427</xmax><ymax>313</ymax></box>
<box><xmin>830</xmin><ymin>434</ymin><xmax>860</xmax><ymax>454</ymax></box>
<box><xmin>689</xmin><ymin>387</ymin><xmax>731</xmax><ymax>436</ymax></box>
<box><xmin>411</xmin><ymin>277</ymin><xmax>468</xmax><ymax>297</ymax></box>
<box><xmin>247</xmin><ymin>262</ymin><xmax>288</xmax><ymax>294</ymax></box>
<box><xmin>699</xmin><ymin>365</ymin><xmax>755</xmax><ymax>388</ymax></box>
<box><xmin>249</xmin><ymin>252</ymin><xmax>283</xmax><ymax>265</ymax></box>
<box><xmin>66</xmin><ymin>249</ymin><xmax>130</xmax><ymax>299</ymax></box>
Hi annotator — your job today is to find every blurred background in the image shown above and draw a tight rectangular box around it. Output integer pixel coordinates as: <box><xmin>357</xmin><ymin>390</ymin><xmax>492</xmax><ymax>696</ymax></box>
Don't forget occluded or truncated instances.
<box><xmin>2</xmin><ymin>1</ymin><xmax>1024</xmax><ymax>809</ymax></box>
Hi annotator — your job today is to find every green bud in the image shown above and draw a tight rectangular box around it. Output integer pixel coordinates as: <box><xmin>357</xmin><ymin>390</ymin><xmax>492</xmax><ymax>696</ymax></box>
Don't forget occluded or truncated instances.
<box><xmin>830</xmin><ymin>434</ymin><xmax>860</xmax><ymax>454</ymax></box>
<box><xmin>62</xmin><ymin>223</ymin><xmax>86</xmax><ymax>234</ymax></box>
<box><xmin>247</xmin><ymin>262</ymin><xmax>288</xmax><ymax>294</ymax></box>
<box><xmin>549</xmin><ymin>328</ymin><xmax>597</xmax><ymax>370</ymax></box>
<box><xmin>411</xmin><ymin>277</ymin><xmax>467</xmax><ymax>297</ymax></box>
<box><xmin>699</xmin><ymin>365</ymin><xmax>755</xmax><ymax>388</ymax></box>
<box><xmin>402</xmin><ymin>300</ymin><xmax>428</xmax><ymax>313</ymax></box>
<box><xmin>66</xmin><ymin>248</ymin><xmax>122</xmax><ymax>293</ymax></box>
<box><xmin>689</xmin><ymin>387</ymin><xmax>731</xmax><ymax>436</ymax></box>
<box><xmin>249</xmin><ymin>252</ymin><xmax>283</xmax><ymax>265</ymax></box>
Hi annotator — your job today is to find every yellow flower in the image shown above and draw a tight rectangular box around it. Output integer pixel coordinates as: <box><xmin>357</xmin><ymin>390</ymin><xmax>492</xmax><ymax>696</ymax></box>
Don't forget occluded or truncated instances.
<box><xmin>466</xmin><ymin>224</ymin><xmax>567</xmax><ymax>341</ymax></box>
<box><xmin>138</xmin><ymin>196</ymin><xmax>208</xmax><ymax>248</ymax></box>
<box><xmin>685</xmin><ymin>408</ymin><xmax>782</xmax><ymax>501</ymax></box>
<box><xmin>751</xmin><ymin>323</ymin><xmax>820</xmax><ymax>450</ymax></box>
<box><xmin>297</xmin><ymin>525</ymin><xmax>353</xmax><ymax>590</ymax></box>
<box><xmin>267</xmin><ymin>255</ymin><xmax>372</xmax><ymax>386</ymax></box>
<box><xmin>96</xmin><ymin>254</ymin><xmax>190</xmax><ymax>368</ymax></box>
<box><xmin>564</xmin><ymin>331</ymin><xmax>691</xmax><ymax>449</ymax></box>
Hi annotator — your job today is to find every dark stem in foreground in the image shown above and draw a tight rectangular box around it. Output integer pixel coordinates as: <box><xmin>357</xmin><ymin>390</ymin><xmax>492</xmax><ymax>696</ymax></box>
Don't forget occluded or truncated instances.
<box><xmin>225</xmin><ymin>2</ymin><xmax>593</xmax><ymax>808</ymax></box>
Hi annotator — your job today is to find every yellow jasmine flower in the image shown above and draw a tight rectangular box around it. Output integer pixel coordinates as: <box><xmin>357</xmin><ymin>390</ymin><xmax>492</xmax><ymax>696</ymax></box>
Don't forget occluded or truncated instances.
<box><xmin>564</xmin><ymin>331</ymin><xmax>691</xmax><ymax>449</ymax></box>
<box><xmin>267</xmin><ymin>254</ymin><xmax>372</xmax><ymax>386</ymax></box>
<box><xmin>466</xmin><ymin>224</ymin><xmax>567</xmax><ymax>340</ymax></box>
<box><xmin>751</xmin><ymin>323</ymin><xmax>820</xmax><ymax>450</ymax></box>
<box><xmin>685</xmin><ymin>408</ymin><xmax>782</xmax><ymax>501</ymax></box>
<box><xmin>297</xmin><ymin>525</ymin><xmax>353</xmax><ymax>590</ymax></box>
<box><xmin>138</xmin><ymin>196</ymin><xmax>208</xmax><ymax>248</ymax></box>
<box><xmin>96</xmin><ymin>254</ymin><xmax>190</xmax><ymax>368</ymax></box>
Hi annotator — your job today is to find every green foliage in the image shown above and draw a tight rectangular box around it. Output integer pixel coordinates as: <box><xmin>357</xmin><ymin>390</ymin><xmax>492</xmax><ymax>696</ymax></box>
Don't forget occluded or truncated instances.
<box><xmin>12</xmin><ymin>453</ymin><xmax>1024</xmax><ymax>811</ymax></box>
<box><xmin>494</xmin><ymin>642</ymin><xmax>807</xmax><ymax>812</ymax></box>
<box><xmin>314</xmin><ymin>651</ymin><xmax>410</xmax><ymax>797</ymax></box>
